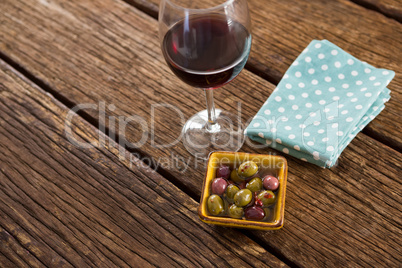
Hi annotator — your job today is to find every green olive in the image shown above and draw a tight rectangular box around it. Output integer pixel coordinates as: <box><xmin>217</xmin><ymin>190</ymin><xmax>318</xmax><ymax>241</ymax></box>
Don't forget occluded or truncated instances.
<box><xmin>207</xmin><ymin>195</ymin><xmax>224</xmax><ymax>216</ymax></box>
<box><xmin>246</xmin><ymin>177</ymin><xmax>263</xmax><ymax>192</ymax></box>
<box><xmin>234</xmin><ymin>189</ymin><xmax>253</xmax><ymax>207</ymax></box>
<box><xmin>228</xmin><ymin>204</ymin><xmax>244</xmax><ymax>219</ymax></box>
<box><xmin>258</xmin><ymin>190</ymin><xmax>276</xmax><ymax>206</ymax></box>
<box><xmin>238</xmin><ymin>161</ymin><xmax>258</xmax><ymax>178</ymax></box>
<box><xmin>226</xmin><ymin>184</ymin><xmax>240</xmax><ymax>203</ymax></box>
<box><xmin>230</xmin><ymin>169</ymin><xmax>244</xmax><ymax>183</ymax></box>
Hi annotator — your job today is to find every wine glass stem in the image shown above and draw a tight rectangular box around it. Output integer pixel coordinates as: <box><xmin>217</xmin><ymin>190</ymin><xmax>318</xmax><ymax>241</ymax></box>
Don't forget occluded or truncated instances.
<box><xmin>204</xmin><ymin>89</ymin><xmax>219</xmax><ymax>132</ymax></box>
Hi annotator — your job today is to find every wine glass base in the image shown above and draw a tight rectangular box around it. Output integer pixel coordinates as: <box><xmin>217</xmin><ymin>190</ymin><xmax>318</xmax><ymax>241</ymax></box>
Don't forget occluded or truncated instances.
<box><xmin>182</xmin><ymin>109</ymin><xmax>245</xmax><ymax>160</ymax></box>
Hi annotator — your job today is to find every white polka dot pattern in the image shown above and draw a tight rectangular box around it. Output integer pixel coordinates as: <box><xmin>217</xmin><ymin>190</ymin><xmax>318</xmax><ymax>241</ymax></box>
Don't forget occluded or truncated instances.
<box><xmin>245</xmin><ymin>40</ymin><xmax>395</xmax><ymax>168</ymax></box>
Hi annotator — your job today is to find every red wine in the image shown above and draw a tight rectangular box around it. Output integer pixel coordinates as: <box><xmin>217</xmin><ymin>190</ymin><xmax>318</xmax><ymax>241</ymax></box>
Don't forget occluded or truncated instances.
<box><xmin>162</xmin><ymin>14</ymin><xmax>251</xmax><ymax>89</ymax></box>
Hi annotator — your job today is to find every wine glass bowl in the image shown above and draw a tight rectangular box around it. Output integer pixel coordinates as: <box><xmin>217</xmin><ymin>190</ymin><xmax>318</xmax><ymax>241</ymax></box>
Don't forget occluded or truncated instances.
<box><xmin>159</xmin><ymin>0</ymin><xmax>252</xmax><ymax>159</ymax></box>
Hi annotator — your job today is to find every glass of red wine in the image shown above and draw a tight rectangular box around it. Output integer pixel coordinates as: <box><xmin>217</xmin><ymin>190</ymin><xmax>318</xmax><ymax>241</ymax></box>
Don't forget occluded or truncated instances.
<box><xmin>159</xmin><ymin>0</ymin><xmax>251</xmax><ymax>159</ymax></box>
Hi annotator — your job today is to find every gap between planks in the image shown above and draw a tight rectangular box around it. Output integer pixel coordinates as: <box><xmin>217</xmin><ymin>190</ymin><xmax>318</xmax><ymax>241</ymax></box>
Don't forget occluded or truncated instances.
<box><xmin>349</xmin><ymin>0</ymin><xmax>402</xmax><ymax>23</ymax></box>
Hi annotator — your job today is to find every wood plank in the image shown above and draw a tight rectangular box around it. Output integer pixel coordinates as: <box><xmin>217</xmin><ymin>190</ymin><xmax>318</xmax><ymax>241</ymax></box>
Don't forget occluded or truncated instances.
<box><xmin>1</xmin><ymin>0</ymin><xmax>401</xmax><ymax>267</ymax></box>
<box><xmin>0</xmin><ymin>252</ymin><xmax>20</xmax><ymax>268</ymax></box>
<box><xmin>125</xmin><ymin>0</ymin><xmax>402</xmax><ymax>151</ymax></box>
<box><xmin>0</xmin><ymin>61</ymin><xmax>286</xmax><ymax>267</ymax></box>
<box><xmin>0</xmin><ymin>225</ymin><xmax>43</xmax><ymax>268</ymax></box>
<box><xmin>349</xmin><ymin>0</ymin><xmax>402</xmax><ymax>22</ymax></box>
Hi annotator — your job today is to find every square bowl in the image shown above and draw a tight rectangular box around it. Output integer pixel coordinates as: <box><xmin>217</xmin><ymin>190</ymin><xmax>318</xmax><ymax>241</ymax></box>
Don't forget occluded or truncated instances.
<box><xmin>198</xmin><ymin>151</ymin><xmax>288</xmax><ymax>230</ymax></box>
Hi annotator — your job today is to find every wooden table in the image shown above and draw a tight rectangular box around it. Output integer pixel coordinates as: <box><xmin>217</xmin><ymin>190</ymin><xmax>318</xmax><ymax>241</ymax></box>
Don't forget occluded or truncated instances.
<box><xmin>0</xmin><ymin>0</ymin><xmax>401</xmax><ymax>267</ymax></box>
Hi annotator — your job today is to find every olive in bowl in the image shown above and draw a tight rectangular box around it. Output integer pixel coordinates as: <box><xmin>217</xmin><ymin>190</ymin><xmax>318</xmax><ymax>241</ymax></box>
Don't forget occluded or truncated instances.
<box><xmin>198</xmin><ymin>152</ymin><xmax>288</xmax><ymax>230</ymax></box>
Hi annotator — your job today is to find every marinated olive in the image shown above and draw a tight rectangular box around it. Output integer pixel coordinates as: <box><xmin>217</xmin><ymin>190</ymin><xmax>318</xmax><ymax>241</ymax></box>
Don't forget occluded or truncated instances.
<box><xmin>238</xmin><ymin>161</ymin><xmax>258</xmax><ymax>178</ymax></box>
<box><xmin>244</xmin><ymin>206</ymin><xmax>265</xmax><ymax>220</ymax></box>
<box><xmin>211</xmin><ymin>178</ymin><xmax>228</xmax><ymax>195</ymax></box>
<box><xmin>226</xmin><ymin>184</ymin><xmax>240</xmax><ymax>202</ymax></box>
<box><xmin>246</xmin><ymin>177</ymin><xmax>263</xmax><ymax>192</ymax></box>
<box><xmin>234</xmin><ymin>189</ymin><xmax>253</xmax><ymax>207</ymax></box>
<box><xmin>258</xmin><ymin>190</ymin><xmax>276</xmax><ymax>206</ymax></box>
<box><xmin>216</xmin><ymin>165</ymin><xmax>230</xmax><ymax>180</ymax></box>
<box><xmin>228</xmin><ymin>204</ymin><xmax>244</xmax><ymax>219</ymax></box>
<box><xmin>207</xmin><ymin>195</ymin><xmax>224</xmax><ymax>216</ymax></box>
<box><xmin>263</xmin><ymin>175</ymin><xmax>279</xmax><ymax>191</ymax></box>
<box><xmin>230</xmin><ymin>169</ymin><xmax>245</xmax><ymax>183</ymax></box>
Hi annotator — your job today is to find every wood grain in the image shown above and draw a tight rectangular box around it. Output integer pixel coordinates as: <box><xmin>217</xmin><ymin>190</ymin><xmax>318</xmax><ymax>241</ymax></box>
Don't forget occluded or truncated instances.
<box><xmin>0</xmin><ymin>0</ymin><xmax>401</xmax><ymax>267</ymax></box>
<box><xmin>349</xmin><ymin>0</ymin><xmax>402</xmax><ymax>22</ymax></box>
<box><xmin>0</xmin><ymin>60</ymin><xmax>288</xmax><ymax>267</ymax></box>
<box><xmin>125</xmin><ymin>0</ymin><xmax>402</xmax><ymax>151</ymax></box>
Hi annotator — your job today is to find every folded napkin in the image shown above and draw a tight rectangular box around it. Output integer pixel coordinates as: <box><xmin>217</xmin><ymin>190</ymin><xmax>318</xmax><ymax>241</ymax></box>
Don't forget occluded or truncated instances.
<box><xmin>245</xmin><ymin>40</ymin><xmax>395</xmax><ymax>168</ymax></box>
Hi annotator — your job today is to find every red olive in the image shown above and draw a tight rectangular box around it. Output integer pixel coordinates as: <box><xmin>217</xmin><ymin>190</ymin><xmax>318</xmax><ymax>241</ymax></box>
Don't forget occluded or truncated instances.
<box><xmin>263</xmin><ymin>175</ymin><xmax>279</xmax><ymax>191</ymax></box>
<box><xmin>244</xmin><ymin>206</ymin><xmax>265</xmax><ymax>220</ymax></box>
<box><xmin>216</xmin><ymin>165</ymin><xmax>230</xmax><ymax>179</ymax></box>
<box><xmin>211</xmin><ymin>178</ymin><xmax>228</xmax><ymax>195</ymax></box>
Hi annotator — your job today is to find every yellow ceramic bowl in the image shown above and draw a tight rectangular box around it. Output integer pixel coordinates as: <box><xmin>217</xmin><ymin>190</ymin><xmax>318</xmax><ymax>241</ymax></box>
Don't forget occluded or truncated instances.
<box><xmin>198</xmin><ymin>152</ymin><xmax>288</xmax><ymax>230</ymax></box>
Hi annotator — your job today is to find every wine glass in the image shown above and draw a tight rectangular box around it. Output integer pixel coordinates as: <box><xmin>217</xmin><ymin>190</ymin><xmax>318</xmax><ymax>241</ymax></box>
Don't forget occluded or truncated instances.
<box><xmin>159</xmin><ymin>0</ymin><xmax>252</xmax><ymax>159</ymax></box>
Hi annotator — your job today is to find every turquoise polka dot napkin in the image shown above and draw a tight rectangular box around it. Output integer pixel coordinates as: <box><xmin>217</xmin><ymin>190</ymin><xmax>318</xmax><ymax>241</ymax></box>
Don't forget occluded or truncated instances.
<box><xmin>245</xmin><ymin>40</ymin><xmax>395</xmax><ymax>168</ymax></box>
